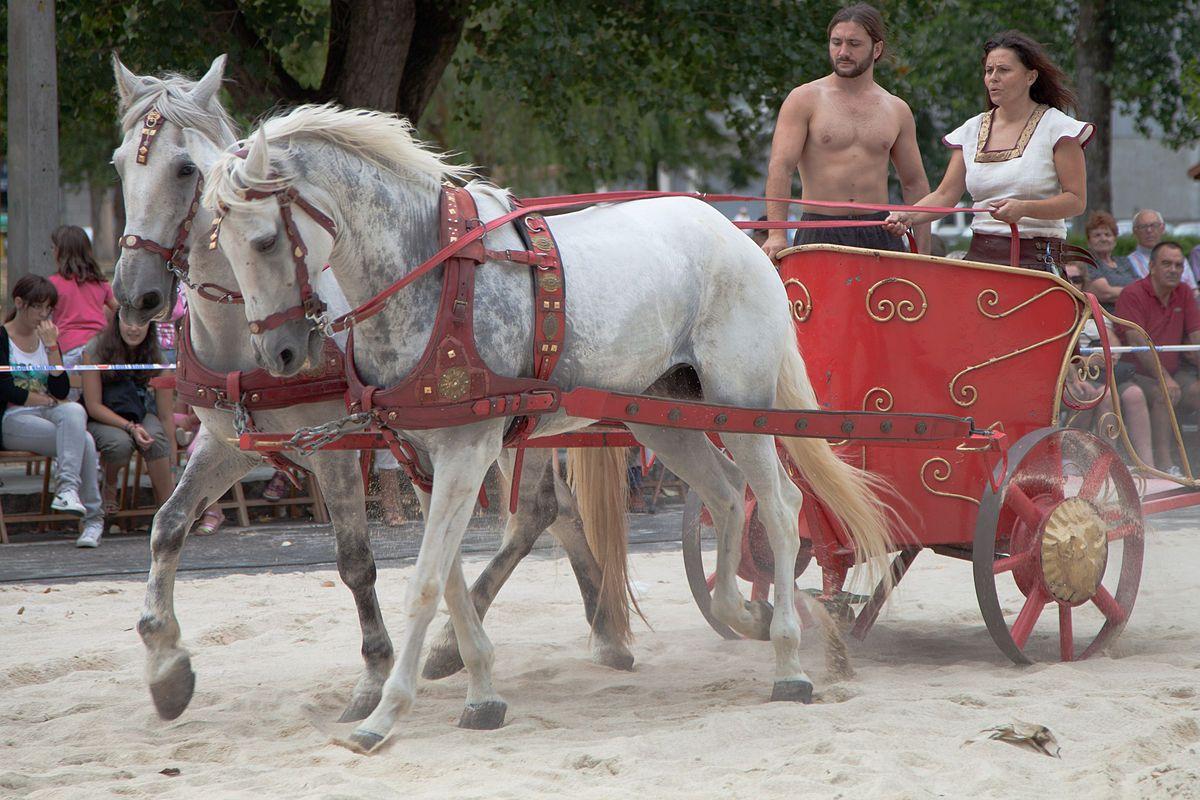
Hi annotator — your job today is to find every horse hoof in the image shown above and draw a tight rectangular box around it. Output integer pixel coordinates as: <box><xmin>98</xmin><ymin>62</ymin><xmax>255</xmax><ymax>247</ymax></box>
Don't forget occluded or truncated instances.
<box><xmin>346</xmin><ymin>728</ymin><xmax>386</xmax><ymax>754</ymax></box>
<box><xmin>458</xmin><ymin>700</ymin><xmax>507</xmax><ymax>730</ymax></box>
<box><xmin>743</xmin><ymin>599</ymin><xmax>774</xmax><ymax>641</ymax></box>
<box><xmin>421</xmin><ymin>646</ymin><xmax>466</xmax><ymax>681</ymax></box>
<box><xmin>769</xmin><ymin>679</ymin><xmax>814</xmax><ymax>704</ymax></box>
<box><xmin>336</xmin><ymin>691</ymin><xmax>382</xmax><ymax>723</ymax></box>
<box><xmin>149</xmin><ymin>657</ymin><xmax>196</xmax><ymax>720</ymax></box>
<box><xmin>592</xmin><ymin>644</ymin><xmax>635</xmax><ymax>672</ymax></box>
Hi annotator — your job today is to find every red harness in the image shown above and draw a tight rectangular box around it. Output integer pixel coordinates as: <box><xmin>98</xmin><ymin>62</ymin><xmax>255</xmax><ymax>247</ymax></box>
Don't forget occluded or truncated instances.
<box><xmin>341</xmin><ymin>187</ymin><xmax>566</xmax><ymax>493</ymax></box>
<box><xmin>175</xmin><ymin>314</ymin><xmax>348</xmax><ymax>480</ymax></box>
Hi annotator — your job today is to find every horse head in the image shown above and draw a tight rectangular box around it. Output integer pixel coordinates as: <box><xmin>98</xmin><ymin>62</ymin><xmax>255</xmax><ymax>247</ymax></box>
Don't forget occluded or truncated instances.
<box><xmin>186</xmin><ymin>124</ymin><xmax>334</xmax><ymax>376</ymax></box>
<box><xmin>111</xmin><ymin>54</ymin><xmax>236</xmax><ymax>325</ymax></box>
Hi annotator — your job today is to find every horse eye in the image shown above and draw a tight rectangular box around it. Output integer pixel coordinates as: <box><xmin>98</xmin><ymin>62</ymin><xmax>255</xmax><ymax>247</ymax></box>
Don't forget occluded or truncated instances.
<box><xmin>179</xmin><ymin>163</ymin><xmax>196</xmax><ymax>177</ymax></box>
<box><xmin>254</xmin><ymin>235</ymin><xmax>278</xmax><ymax>253</ymax></box>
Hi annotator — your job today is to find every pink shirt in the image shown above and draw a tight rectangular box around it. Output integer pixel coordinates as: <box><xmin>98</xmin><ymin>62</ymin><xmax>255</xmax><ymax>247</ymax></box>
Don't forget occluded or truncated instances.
<box><xmin>49</xmin><ymin>275</ymin><xmax>115</xmax><ymax>353</ymax></box>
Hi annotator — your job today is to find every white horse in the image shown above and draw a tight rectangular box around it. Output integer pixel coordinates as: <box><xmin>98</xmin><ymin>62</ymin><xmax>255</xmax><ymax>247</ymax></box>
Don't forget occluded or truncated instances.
<box><xmin>184</xmin><ymin>105</ymin><xmax>896</xmax><ymax>751</ymax></box>
<box><xmin>111</xmin><ymin>59</ymin><xmax>634</xmax><ymax>726</ymax></box>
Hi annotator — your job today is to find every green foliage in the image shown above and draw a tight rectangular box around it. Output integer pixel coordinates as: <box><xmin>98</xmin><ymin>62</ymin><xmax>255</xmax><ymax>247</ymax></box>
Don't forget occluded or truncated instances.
<box><xmin>2</xmin><ymin>0</ymin><xmax>1198</xmax><ymax>196</ymax></box>
<box><xmin>435</xmin><ymin>0</ymin><xmax>839</xmax><ymax>193</ymax></box>
<box><xmin>432</xmin><ymin>0</ymin><xmax>1199</xmax><ymax>194</ymax></box>
<box><xmin>1</xmin><ymin>1</ymin><xmax>328</xmax><ymax>186</ymax></box>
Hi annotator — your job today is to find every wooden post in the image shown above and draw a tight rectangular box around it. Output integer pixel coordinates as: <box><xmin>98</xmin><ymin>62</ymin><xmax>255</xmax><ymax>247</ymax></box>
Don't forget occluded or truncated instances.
<box><xmin>5</xmin><ymin>0</ymin><xmax>60</xmax><ymax>282</ymax></box>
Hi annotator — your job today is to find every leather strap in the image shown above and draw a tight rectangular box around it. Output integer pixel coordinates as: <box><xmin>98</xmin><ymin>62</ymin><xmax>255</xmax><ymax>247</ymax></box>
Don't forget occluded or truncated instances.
<box><xmin>342</xmin><ymin>187</ymin><xmax>561</xmax><ymax>437</ymax></box>
<box><xmin>135</xmin><ymin>108</ymin><xmax>164</xmax><ymax>165</ymax></box>
<box><xmin>175</xmin><ymin>314</ymin><xmax>346</xmax><ymax>411</ymax></box>
<box><xmin>233</xmin><ymin>187</ymin><xmax>336</xmax><ymax>334</ymax></box>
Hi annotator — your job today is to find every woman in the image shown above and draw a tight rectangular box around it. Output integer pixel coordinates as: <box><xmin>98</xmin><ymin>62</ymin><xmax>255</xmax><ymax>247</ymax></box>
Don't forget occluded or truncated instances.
<box><xmin>885</xmin><ymin>31</ymin><xmax>1092</xmax><ymax>273</ymax></box>
<box><xmin>1082</xmin><ymin>211</ymin><xmax>1138</xmax><ymax>313</ymax></box>
<box><xmin>80</xmin><ymin>314</ymin><xmax>175</xmax><ymax>517</ymax></box>
<box><xmin>1</xmin><ymin>275</ymin><xmax>105</xmax><ymax>547</ymax></box>
<box><xmin>48</xmin><ymin>226</ymin><xmax>119</xmax><ymax>380</ymax></box>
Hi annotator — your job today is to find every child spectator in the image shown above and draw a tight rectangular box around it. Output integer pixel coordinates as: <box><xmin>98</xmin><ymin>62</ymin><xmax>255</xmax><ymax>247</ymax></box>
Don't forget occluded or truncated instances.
<box><xmin>49</xmin><ymin>226</ymin><xmax>119</xmax><ymax>394</ymax></box>
<box><xmin>80</xmin><ymin>314</ymin><xmax>175</xmax><ymax>518</ymax></box>
<box><xmin>1</xmin><ymin>275</ymin><xmax>105</xmax><ymax>547</ymax></box>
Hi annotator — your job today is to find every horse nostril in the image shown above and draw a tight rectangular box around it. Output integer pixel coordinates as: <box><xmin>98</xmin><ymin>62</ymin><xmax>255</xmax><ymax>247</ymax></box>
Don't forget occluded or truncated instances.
<box><xmin>279</xmin><ymin>348</ymin><xmax>295</xmax><ymax>368</ymax></box>
<box><xmin>138</xmin><ymin>291</ymin><xmax>163</xmax><ymax>312</ymax></box>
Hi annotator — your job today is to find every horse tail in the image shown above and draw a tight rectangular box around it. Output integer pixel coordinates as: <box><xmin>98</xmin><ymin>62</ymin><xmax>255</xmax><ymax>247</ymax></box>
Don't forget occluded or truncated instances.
<box><xmin>566</xmin><ymin>447</ymin><xmax>639</xmax><ymax>645</ymax></box>
<box><xmin>774</xmin><ymin>337</ymin><xmax>897</xmax><ymax>587</ymax></box>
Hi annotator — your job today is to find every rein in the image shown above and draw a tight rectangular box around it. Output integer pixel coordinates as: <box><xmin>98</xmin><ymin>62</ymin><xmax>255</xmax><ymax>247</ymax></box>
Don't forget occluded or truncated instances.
<box><xmin>322</xmin><ymin>192</ymin><xmax>1016</xmax><ymax>336</ymax></box>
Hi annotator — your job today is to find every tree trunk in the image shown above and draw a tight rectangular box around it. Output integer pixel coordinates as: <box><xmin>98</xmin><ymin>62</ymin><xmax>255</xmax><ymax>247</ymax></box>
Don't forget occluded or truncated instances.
<box><xmin>1074</xmin><ymin>0</ymin><xmax>1114</xmax><ymax>227</ymax></box>
<box><xmin>398</xmin><ymin>0</ymin><xmax>469</xmax><ymax>123</ymax></box>
<box><xmin>324</xmin><ymin>0</ymin><xmax>416</xmax><ymax>111</ymax></box>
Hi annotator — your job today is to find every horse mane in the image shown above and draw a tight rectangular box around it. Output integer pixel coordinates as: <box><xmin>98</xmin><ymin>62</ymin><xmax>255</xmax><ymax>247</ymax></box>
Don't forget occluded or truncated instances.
<box><xmin>205</xmin><ymin>104</ymin><xmax>474</xmax><ymax>212</ymax></box>
<box><xmin>120</xmin><ymin>73</ymin><xmax>239</xmax><ymax>145</ymax></box>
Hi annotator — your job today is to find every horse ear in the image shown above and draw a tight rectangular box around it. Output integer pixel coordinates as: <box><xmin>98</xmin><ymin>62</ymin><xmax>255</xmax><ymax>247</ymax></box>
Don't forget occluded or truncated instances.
<box><xmin>112</xmin><ymin>53</ymin><xmax>148</xmax><ymax>112</ymax></box>
<box><xmin>244</xmin><ymin>127</ymin><xmax>272</xmax><ymax>182</ymax></box>
<box><xmin>189</xmin><ymin>54</ymin><xmax>227</xmax><ymax>108</ymax></box>
<box><xmin>182</xmin><ymin>128</ymin><xmax>222</xmax><ymax>180</ymax></box>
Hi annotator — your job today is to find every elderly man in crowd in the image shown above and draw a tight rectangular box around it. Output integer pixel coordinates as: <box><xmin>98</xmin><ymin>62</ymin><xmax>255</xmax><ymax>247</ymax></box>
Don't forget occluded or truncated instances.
<box><xmin>1127</xmin><ymin>209</ymin><xmax>1198</xmax><ymax>292</ymax></box>
<box><xmin>1116</xmin><ymin>241</ymin><xmax>1200</xmax><ymax>475</ymax></box>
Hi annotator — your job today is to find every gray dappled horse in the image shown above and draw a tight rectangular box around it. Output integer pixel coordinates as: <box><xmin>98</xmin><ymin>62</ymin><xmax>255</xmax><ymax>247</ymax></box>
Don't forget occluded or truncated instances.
<box><xmin>185</xmin><ymin>104</ymin><xmax>896</xmax><ymax>752</ymax></box>
<box><xmin>111</xmin><ymin>57</ymin><xmax>634</xmax><ymax>727</ymax></box>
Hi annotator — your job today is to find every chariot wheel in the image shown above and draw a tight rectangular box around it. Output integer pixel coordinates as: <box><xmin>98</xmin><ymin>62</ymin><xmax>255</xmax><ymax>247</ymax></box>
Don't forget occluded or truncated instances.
<box><xmin>682</xmin><ymin>488</ymin><xmax>812</xmax><ymax>639</ymax></box>
<box><xmin>973</xmin><ymin>427</ymin><xmax>1144</xmax><ymax>664</ymax></box>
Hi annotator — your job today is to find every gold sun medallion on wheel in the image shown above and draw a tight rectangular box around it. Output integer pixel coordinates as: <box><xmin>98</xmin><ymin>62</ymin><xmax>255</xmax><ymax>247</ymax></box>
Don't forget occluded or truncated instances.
<box><xmin>437</xmin><ymin>366</ymin><xmax>471</xmax><ymax>401</ymax></box>
<box><xmin>1040</xmin><ymin>497</ymin><xmax>1108</xmax><ymax>604</ymax></box>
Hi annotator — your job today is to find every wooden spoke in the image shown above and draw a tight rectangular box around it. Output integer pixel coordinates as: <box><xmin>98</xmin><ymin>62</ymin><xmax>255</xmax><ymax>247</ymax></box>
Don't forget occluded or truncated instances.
<box><xmin>1010</xmin><ymin>584</ymin><xmax>1050</xmax><ymax>649</ymax></box>
<box><xmin>1078</xmin><ymin>451</ymin><xmax>1117</xmax><ymax>501</ymax></box>
<box><xmin>992</xmin><ymin>550</ymin><xmax>1034</xmax><ymax>575</ymax></box>
<box><xmin>1106</xmin><ymin>522</ymin><xmax>1141</xmax><ymax>542</ymax></box>
<box><xmin>1004</xmin><ymin>483</ymin><xmax>1045</xmax><ymax>530</ymax></box>
<box><xmin>705</xmin><ymin>573</ymin><xmax>717</xmax><ymax>592</ymax></box>
<box><xmin>1091</xmin><ymin>585</ymin><xmax>1127</xmax><ymax>624</ymax></box>
<box><xmin>1058</xmin><ymin>602</ymin><xmax>1073</xmax><ymax>662</ymax></box>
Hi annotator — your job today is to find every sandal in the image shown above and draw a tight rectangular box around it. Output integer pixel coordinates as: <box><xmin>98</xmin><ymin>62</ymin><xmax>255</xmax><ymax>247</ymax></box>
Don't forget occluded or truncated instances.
<box><xmin>193</xmin><ymin>507</ymin><xmax>225</xmax><ymax>536</ymax></box>
<box><xmin>101</xmin><ymin>485</ymin><xmax>120</xmax><ymax>516</ymax></box>
<box><xmin>261</xmin><ymin>470</ymin><xmax>292</xmax><ymax>502</ymax></box>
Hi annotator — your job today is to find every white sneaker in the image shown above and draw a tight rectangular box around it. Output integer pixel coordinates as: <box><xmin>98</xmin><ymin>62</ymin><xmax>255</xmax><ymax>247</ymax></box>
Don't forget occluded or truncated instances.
<box><xmin>76</xmin><ymin>520</ymin><xmax>104</xmax><ymax>548</ymax></box>
<box><xmin>52</xmin><ymin>490</ymin><xmax>86</xmax><ymax>517</ymax></box>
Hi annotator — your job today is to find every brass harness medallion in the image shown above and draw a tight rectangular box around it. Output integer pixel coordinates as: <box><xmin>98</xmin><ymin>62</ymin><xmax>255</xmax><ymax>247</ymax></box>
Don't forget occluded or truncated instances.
<box><xmin>437</xmin><ymin>366</ymin><xmax>471</xmax><ymax>401</ymax></box>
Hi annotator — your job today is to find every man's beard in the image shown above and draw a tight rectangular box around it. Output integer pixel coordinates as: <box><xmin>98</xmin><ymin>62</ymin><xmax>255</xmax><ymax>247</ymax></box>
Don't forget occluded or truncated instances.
<box><xmin>832</xmin><ymin>56</ymin><xmax>871</xmax><ymax>78</ymax></box>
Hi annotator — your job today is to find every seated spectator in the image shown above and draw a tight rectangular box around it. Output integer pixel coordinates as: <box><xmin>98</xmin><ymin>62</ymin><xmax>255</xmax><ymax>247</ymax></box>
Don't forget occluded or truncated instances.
<box><xmin>1190</xmin><ymin>243</ymin><xmax>1200</xmax><ymax>289</ymax></box>
<box><xmin>749</xmin><ymin>215</ymin><xmax>770</xmax><ymax>249</ymax></box>
<box><xmin>48</xmin><ymin>226</ymin><xmax>118</xmax><ymax>393</ymax></box>
<box><xmin>158</xmin><ymin>285</ymin><xmax>186</xmax><ymax>368</ymax></box>
<box><xmin>1080</xmin><ymin>211</ymin><xmax>1137</xmax><ymax>313</ymax></box>
<box><xmin>1115</xmin><ymin>242</ymin><xmax>1200</xmax><ymax>475</ymax></box>
<box><xmin>1</xmin><ymin>275</ymin><xmax>105</xmax><ymax>547</ymax></box>
<box><xmin>1063</xmin><ymin>261</ymin><xmax>1155</xmax><ymax>470</ymax></box>
<box><xmin>80</xmin><ymin>314</ymin><xmax>175</xmax><ymax>517</ymax></box>
<box><xmin>1126</xmin><ymin>210</ymin><xmax>1198</xmax><ymax>293</ymax></box>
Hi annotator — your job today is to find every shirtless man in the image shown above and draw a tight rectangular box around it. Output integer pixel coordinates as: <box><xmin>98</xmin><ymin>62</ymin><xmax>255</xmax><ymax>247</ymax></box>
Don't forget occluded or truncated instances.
<box><xmin>762</xmin><ymin>3</ymin><xmax>930</xmax><ymax>260</ymax></box>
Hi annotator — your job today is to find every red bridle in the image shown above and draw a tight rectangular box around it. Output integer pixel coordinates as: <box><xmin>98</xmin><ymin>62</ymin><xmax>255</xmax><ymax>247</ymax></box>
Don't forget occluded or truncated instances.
<box><xmin>118</xmin><ymin>107</ymin><xmax>245</xmax><ymax>306</ymax></box>
<box><xmin>210</xmin><ymin>185</ymin><xmax>338</xmax><ymax>335</ymax></box>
